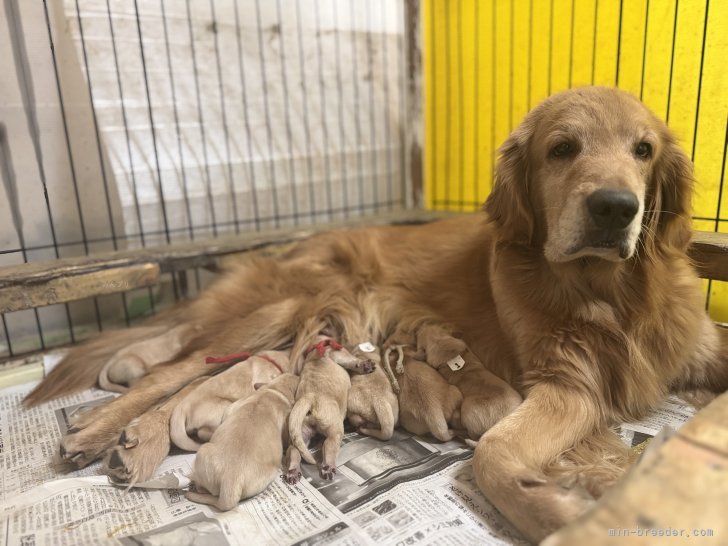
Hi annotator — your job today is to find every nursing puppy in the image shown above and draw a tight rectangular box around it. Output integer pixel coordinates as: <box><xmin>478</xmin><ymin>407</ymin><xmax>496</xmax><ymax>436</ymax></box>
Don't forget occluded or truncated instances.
<box><xmin>396</xmin><ymin>347</ymin><xmax>463</xmax><ymax>442</ymax></box>
<box><xmin>416</xmin><ymin>324</ymin><xmax>523</xmax><ymax>440</ymax></box>
<box><xmin>170</xmin><ymin>350</ymin><xmax>290</xmax><ymax>451</ymax></box>
<box><xmin>346</xmin><ymin>345</ymin><xmax>399</xmax><ymax>441</ymax></box>
<box><xmin>286</xmin><ymin>335</ymin><xmax>375</xmax><ymax>482</ymax></box>
<box><xmin>186</xmin><ymin>373</ymin><xmax>299</xmax><ymax>511</ymax></box>
<box><xmin>99</xmin><ymin>324</ymin><xmax>195</xmax><ymax>393</ymax></box>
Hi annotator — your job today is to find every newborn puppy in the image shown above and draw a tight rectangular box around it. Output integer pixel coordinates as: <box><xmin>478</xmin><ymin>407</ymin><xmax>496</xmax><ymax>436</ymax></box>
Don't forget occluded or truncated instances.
<box><xmin>397</xmin><ymin>346</ymin><xmax>463</xmax><ymax>442</ymax></box>
<box><xmin>186</xmin><ymin>373</ymin><xmax>299</xmax><ymax>511</ymax></box>
<box><xmin>346</xmin><ymin>346</ymin><xmax>399</xmax><ymax>441</ymax></box>
<box><xmin>99</xmin><ymin>324</ymin><xmax>193</xmax><ymax>392</ymax></box>
<box><xmin>287</xmin><ymin>336</ymin><xmax>374</xmax><ymax>482</ymax></box>
<box><xmin>170</xmin><ymin>350</ymin><xmax>290</xmax><ymax>451</ymax></box>
<box><xmin>416</xmin><ymin>324</ymin><xmax>522</xmax><ymax>441</ymax></box>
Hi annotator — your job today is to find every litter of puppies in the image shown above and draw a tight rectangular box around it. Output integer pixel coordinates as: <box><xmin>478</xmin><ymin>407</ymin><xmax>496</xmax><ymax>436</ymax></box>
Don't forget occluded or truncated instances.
<box><xmin>94</xmin><ymin>312</ymin><xmax>521</xmax><ymax>510</ymax></box>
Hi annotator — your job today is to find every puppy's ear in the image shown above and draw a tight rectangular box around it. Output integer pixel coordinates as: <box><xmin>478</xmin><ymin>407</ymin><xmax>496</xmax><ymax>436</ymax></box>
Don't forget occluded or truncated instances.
<box><xmin>483</xmin><ymin>123</ymin><xmax>535</xmax><ymax>244</ymax></box>
<box><xmin>646</xmin><ymin>132</ymin><xmax>694</xmax><ymax>252</ymax></box>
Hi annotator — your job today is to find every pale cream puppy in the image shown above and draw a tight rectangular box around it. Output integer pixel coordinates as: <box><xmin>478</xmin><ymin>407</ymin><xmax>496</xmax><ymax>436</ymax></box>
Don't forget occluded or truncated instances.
<box><xmin>397</xmin><ymin>347</ymin><xmax>463</xmax><ymax>442</ymax></box>
<box><xmin>286</xmin><ymin>336</ymin><xmax>374</xmax><ymax>483</ymax></box>
<box><xmin>99</xmin><ymin>324</ymin><xmax>195</xmax><ymax>392</ymax></box>
<box><xmin>346</xmin><ymin>346</ymin><xmax>399</xmax><ymax>441</ymax></box>
<box><xmin>416</xmin><ymin>324</ymin><xmax>523</xmax><ymax>441</ymax></box>
<box><xmin>170</xmin><ymin>350</ymin><xmax>290</xmax><ymax>451</ymax></box>
<box><xmin>186</xmin><ymin>373</ymin><xmax>299</xmax><ymax>511</ymax></box>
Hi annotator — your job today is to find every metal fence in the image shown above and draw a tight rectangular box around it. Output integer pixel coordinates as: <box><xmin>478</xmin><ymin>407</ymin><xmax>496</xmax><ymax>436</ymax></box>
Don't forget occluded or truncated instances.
<box><xmin>0</xmin><ymin>0</ymin><xmax>414</xmax><ymax>358</ymax></box>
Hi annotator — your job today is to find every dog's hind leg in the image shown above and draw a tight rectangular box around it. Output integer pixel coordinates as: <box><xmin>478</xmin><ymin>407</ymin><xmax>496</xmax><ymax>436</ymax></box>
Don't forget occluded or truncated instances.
<box><xmin>319</xmin><ymin>423</ymin><xmax>344</xmax><ymax>480</ymax></box>
<box><xmin>358</xmin><ymin>402</ymin><xmax>395</xmax><ymax>441</ymax></box>
<box><xmin>283</xmin><ymin>446</ymin><xmax>304</xmax><ymax>485</ymax></box>
<box><xmin>103</xmin><ymin>377</ymin><xmax>208</xmax><ymax>485</ymax></box>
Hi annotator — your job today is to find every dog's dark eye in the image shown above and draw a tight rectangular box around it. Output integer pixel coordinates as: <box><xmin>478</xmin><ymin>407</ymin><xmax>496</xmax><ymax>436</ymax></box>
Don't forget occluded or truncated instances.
<box><xmin>635</xmin><ymin>142</ymin><xmax>652</xmax><ymax>159</ymax></box>
<box><xmin>550</xmin><ymin>142</ymin><xmax>572</xmax><ymax>158</ymax></box>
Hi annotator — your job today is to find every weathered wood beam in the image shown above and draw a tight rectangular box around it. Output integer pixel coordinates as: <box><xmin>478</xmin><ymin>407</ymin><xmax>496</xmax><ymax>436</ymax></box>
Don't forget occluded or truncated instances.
<box><xmin>688</xmin><ymin>230</ymin><xmax>728</xmax><ymax>283</ymax></box>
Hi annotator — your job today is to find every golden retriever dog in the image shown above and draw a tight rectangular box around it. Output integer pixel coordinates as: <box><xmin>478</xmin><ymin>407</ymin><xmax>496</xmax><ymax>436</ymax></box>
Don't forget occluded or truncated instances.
<box><xmin>287</xmin><ymin>333</ymin><xmax>375</xmax><ymax>481</ymax></box>
<box><xmin>25</xmin><ymin>87</ymin><xmax>728</xmax><ymax>542</ymax></box>
<box><xmin>186</xmin><ymin>373</ymin><xmax>299</xmax><ymax>511</ymax></box>
<box><xmin>169</xmin><ymin>350</ymin><xmax>290</xmax><ymax>451</ymax></box>
<box><xmin>396</xmin><ymin>346</ymin><xmax>463</xmax><ymax>441</ymax></box>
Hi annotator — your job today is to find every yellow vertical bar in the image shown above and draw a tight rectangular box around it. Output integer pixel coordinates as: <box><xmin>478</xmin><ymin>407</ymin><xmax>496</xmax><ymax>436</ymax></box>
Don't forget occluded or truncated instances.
<box><xmin>512</xmin><ymin>0</ymin><xmax>531</xmax><ymax>128</ymax></box>
<box><xmin>529</xmin><ymin>0</ymin><xmax>551</xmax><ymax>106</ymax></box>
<box><xmin>460</xmin><ymin>0</ymin><xmax>478</xmax><ymax>209</ymax></box>
<box><xmin>476</xmin><ymin>0</ymin><xmax>494</xmax><ymax>203</ymax></box>
<box><xmin>550</xmin><ymin>0</ymin><xmax>572</xmax><ymax>94</ymax></box>
<box><xmin>593</xmin><ymin>0</ymin><xmax>620</xmax><ymax>86</ymax></box>
<box><xmin>494</xmin><ymin>0</ymin><xmax>513</xmax><ymax>152</ymax></box>
<box><xmin>616</xmin><ymin>0</ymin><xmax>648</xmax><ymax>97</ymax></box>
<box><xmin>570</xmin><ymin>0</ymin><xmax>597</xmax><ymax>87</ymax></box>
<box><xmin>640</xmin><ymin>0</ymin><xmax>677</xmax><ymax>117</ymax></box>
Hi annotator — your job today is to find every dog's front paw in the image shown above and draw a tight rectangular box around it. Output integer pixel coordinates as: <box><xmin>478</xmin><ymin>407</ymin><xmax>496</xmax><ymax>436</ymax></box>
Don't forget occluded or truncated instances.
<box><xmin>319</xmin><ymin>464</ymin><xmax>337</xmax><ymax>480</ymax></box>
<box><xmin>103</xmin><ymin>415</ymin><xmax>171</xmax><ymax>484</ymax></box>
<box><xmin>57</xmin><ymin>406</ymin><xmax>121</xmax><ymax>467</ymax></box>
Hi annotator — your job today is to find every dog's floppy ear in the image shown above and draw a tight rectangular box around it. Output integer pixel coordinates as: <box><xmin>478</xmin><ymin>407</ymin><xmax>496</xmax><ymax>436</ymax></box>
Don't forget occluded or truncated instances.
<box><xmin>483</xmin><ymin>122</ymin><xmax>535</xmax><ymax>244</ymax></box>
<box><xmin>645</xmin><ymin>131</ymin><xmax>694</xmax><ymax>252</ymax></box>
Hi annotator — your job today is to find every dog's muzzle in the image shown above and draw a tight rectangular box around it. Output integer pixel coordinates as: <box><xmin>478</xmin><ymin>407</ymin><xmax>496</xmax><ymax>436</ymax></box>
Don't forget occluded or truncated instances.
<box><xmin>565</xmin><ymin>189</ymin><xmax>640</xmax><ymax>259</ymax></box>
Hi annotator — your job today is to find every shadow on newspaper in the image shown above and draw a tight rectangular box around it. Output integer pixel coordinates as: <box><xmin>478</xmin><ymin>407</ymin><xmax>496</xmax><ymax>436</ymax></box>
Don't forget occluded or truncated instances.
<box><xmin>301</xmin><ymin>428</ymin><xmax>473</xmax><ymax>513</ymax></box>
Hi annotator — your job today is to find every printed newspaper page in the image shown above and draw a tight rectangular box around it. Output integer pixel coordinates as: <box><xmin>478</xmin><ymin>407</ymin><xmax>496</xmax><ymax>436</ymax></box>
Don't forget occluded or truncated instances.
<box><xmin>0</xmin><ymin>358</ymin><xmax>698</xmax><ymax>545</ymax></box>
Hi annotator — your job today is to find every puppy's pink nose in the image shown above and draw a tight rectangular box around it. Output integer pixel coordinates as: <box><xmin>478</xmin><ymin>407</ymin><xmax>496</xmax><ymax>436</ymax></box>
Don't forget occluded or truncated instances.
<box><xmin>586</xmin><ymin>189</ymin><xmax>638</xmax><ymax>230</ymax></box>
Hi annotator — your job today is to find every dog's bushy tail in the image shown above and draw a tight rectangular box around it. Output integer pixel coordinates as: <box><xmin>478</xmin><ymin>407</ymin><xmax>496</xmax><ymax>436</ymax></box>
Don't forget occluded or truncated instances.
<box><xmin>288</xmin><ymin>395</ymin><xmax>316</xmax><ymax>464</ymax></box>
<box><xmin>23</xmin><ymin>325</ymin><xmax>162</xmax><ymax>407</ymax></box>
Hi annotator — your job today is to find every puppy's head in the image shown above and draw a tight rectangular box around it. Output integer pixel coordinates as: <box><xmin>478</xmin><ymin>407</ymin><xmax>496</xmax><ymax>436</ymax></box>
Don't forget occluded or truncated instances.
<box><xmin>484</xmin><ymin>86</ymin><xmax>693</xmax><ymax>262</ymax></box>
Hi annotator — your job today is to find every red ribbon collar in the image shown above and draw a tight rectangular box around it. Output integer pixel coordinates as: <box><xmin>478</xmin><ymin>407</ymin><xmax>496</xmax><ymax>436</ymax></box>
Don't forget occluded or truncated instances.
<box><xmin>205</xmin><ymin>352</ymin><xmax>284</xmax><ymax>374</ymax></box>
<box><xmin>304</xmin><ymin>339</ymin><xmax>343</xmax><ymax>359</ymax></box>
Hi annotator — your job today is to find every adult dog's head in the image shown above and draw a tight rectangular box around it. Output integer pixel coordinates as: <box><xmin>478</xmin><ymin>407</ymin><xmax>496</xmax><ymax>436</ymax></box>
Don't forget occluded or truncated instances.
<box><xmin>485</xmin><ymin>86</ymin><xmax>693</xmax><ymax>262</ymax></box>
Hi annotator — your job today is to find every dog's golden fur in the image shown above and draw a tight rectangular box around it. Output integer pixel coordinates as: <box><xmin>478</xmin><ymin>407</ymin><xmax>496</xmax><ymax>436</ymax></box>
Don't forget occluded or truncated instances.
<box><xmin>24</xmin><ymin>87</ymin><xmax>728</xmax><ymax>542</ymax></box>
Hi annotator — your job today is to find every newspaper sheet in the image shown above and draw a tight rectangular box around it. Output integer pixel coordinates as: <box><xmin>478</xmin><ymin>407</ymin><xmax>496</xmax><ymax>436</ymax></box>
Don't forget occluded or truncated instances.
<box><xmin>0</xmin><ymin>361</ymin><xmax>698</xmax><ymax>546</ymax></box>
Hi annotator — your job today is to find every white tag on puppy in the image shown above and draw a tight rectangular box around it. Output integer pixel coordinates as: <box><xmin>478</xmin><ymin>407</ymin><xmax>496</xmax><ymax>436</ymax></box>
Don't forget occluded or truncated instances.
<box><xmin>447</xmin><ymin>355</ymin><xmax>465</xmax><ymax>371</ymax></box>
<box><xmin>358</xmin><ymin>342</ymin><xmax>376</xmax><ymax>353</ymax></box>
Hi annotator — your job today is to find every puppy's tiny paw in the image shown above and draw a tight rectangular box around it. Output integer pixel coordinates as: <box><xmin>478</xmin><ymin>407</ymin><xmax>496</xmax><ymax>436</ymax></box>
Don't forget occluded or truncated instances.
<box><xmin>283</xmin><ymin>469</ymin><xmax>302</xmax><ymax>485</ymax></box>
<box><xmin>319</xmin><ymin>464</ymin><xmax>337</xmax><ymax>480</ymax></box>
<box><xmin>358</xmin><ymin>359</ymin><xmax>376</xmax><ymax>374</ymax></box>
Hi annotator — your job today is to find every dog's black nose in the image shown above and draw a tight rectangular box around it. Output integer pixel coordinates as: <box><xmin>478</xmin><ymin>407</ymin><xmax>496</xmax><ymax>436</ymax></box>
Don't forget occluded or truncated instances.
<box><xmin>586</xmin><ymin>189</ymin><xmax>639</xmax><ymax>229</ymax></box>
